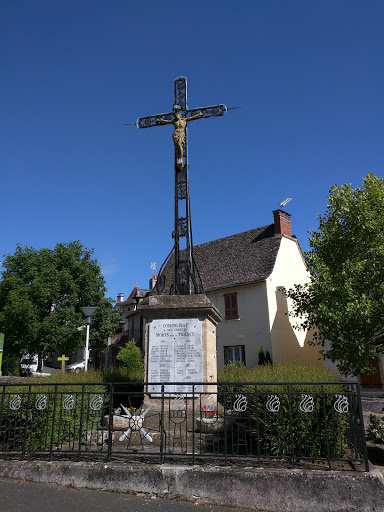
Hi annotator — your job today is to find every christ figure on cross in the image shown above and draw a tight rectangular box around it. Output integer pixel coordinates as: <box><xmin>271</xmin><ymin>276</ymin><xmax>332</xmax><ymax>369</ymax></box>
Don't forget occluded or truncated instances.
<box><xmin>157</xmin><ymin>111</ymin><xmax>204</xmax><ymax>169</ymax></box>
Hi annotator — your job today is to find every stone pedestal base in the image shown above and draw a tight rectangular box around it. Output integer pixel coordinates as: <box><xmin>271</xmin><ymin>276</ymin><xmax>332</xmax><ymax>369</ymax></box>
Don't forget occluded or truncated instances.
<box><xmin>138</xmin><ymin>294</ymin><xmax>222</xmax><ymax>411</ymax></box>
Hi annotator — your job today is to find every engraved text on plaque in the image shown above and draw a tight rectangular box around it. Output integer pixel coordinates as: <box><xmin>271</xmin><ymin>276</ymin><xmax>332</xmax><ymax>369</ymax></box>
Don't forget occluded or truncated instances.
<box><xmin>148</xmin><ymin>318</ymin><xmax>202</xmax><ymax>394</ymax></box>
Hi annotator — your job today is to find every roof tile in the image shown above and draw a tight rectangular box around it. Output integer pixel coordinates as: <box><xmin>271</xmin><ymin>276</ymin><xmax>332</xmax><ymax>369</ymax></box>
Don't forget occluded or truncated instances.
<box><xmin>155</xmin><ymin>224</ymin><xmax>281</xmax><ymax>293</ymax></box>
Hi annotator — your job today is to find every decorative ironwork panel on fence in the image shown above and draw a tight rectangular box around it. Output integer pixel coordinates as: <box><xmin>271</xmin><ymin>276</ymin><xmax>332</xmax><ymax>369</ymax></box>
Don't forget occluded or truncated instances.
<box><xmin>0</xmin><ymin>381</ymin><xmax>368</xmax><ymax>471</ymax></box>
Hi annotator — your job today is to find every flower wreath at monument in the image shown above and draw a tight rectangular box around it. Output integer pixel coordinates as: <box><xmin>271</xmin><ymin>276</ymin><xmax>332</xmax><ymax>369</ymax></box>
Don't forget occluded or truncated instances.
<box><xmin>114</xmin><ymin>404</ymin><xmax>153</xmax><ymax>443</ymax></box>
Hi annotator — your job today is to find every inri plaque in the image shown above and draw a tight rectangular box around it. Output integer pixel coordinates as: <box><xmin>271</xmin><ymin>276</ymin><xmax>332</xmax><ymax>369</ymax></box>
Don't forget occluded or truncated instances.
<box><xmin>148</xmin><ymin>318</ymin><xmax>202</xmax><ymax>394</ymax></box>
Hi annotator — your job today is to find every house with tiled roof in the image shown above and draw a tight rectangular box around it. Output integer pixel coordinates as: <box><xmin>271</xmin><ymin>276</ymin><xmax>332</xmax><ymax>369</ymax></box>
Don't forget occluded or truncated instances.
<box><xmin>110</xmin><ymin>210</ymin><xmax>321</xmax><ymax>371</ymax></box>
<box><xmin>154</xmin><ymin>209</ymin><xmax>322</xmax><ymax>370</ymax></box>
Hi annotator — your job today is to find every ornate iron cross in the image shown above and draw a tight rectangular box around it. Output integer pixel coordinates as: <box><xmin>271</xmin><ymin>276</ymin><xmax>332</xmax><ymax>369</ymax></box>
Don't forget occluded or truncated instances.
<box><xmin>136</xmin><ymin>77</ymin><xmax>227</xmax><ymax>295</ymax></box>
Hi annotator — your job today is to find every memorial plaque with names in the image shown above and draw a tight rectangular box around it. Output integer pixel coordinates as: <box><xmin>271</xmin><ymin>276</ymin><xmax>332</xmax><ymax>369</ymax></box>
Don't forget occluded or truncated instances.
<box><xmin>148</xmin><ymin>318</ymin><xmax>202</xmax><ymax>395</ymax></box>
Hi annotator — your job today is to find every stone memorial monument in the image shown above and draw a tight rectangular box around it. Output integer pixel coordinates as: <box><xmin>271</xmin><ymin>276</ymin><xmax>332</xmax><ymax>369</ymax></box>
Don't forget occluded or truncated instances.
<box><xmin>133</xmin><ymin>77</ymin><xmax>231</xmax><ymax>398</ymax></box>
<box><xmin>139</xmin><ymin>295</ymin><xmax>221</xmax><ymax>397</ymax></box>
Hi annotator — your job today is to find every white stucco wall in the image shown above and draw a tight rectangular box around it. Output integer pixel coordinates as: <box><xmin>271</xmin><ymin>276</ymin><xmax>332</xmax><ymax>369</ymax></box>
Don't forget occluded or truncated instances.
<box><xmin>205</xmin><ymin>235</ymin><xmax>323</xmax><ymax>371</ymax></box>
<box><xmin>266</xmin><ymin>236</ymin><xmax>323</xmax><ymax>366</ymax></box>
<box><xmin>207</xmin><ymin>282</ymin><xmax>272</xmax><ymax>370</ymax></box>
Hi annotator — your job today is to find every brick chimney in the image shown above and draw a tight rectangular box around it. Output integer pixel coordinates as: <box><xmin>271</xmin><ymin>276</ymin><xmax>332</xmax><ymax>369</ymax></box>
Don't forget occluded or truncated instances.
<box><xmin>149</xmin><ymin>274</ymin><xmax>158</xmax><ymax>290</ymax></box>
<box><xmin>272</xmin><ymin>209</ymin><xmax>292</xmax><ymax>237</ymax></box>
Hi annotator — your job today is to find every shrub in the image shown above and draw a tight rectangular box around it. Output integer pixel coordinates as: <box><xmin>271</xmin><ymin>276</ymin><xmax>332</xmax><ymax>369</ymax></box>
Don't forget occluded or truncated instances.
<box><xmin>366</xmin><ymin>415</ymin><xmax>384</xmax><ymax>445</ymax></box>
<box><xmin>101</xmin><ymin>365</ymin><xmax>144</xmax><ymax>410</ymax></box>
<box><xmin>265</xmin><ymin>350</ymin><xmax>272</xmax><ymax>365</ymax></box>
<box><xmin>0</xmin><ymin>364</ymin><xmax>148</xmax><ymax>454</ymax></box>
<box><xmin>217</xmin><ymin>362</ymin><xmax>347</xmax><ymax>459</ymax></box>
<box><xmin>258</xmin><ymin>346</ymin><xmax>265</xmax><ymax>366</ymax></box>
<box><xmin>0</xmin><ymin>370</ymin><xmax>108</xmax><ymax>452</ymax></box>
<box><xmin>116</xmin><ymin>340</ymin><xmax>144</xmax><ymax>378</ymax></box>
<box><xmin>1</xmin><ymin>355</ymin><xmax>20</xmax><ymax>376</ymax></box>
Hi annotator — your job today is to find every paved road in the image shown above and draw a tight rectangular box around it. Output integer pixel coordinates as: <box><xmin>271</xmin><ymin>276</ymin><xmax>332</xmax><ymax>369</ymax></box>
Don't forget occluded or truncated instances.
<box><xmin>0</xmin><ymin>478</ymin><xmax>240</xmax><ymax>512</ymax></box>
<box><xmin>41</xmin><ymin>364</ymin><xmax>62</xmax><ymax>374</ymax></box>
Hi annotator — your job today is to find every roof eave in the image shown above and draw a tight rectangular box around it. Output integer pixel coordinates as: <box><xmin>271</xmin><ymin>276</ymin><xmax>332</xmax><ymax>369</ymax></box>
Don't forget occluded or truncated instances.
<box><xmin>205</xmin><ymin>277</ymin><xmax>268</xmax><ymax>293</ymax></box>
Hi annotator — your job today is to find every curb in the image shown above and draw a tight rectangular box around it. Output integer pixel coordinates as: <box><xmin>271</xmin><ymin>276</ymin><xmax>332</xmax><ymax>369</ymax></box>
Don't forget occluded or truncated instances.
<box><xmin>0</xmin><ymin>460</ymin><xmax>384</xmax><ymax>511</ymax></box>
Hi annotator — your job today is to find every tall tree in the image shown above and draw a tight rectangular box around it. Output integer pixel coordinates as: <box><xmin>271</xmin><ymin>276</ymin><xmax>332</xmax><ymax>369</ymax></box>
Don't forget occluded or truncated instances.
<box><xmin>0</xmin><ymin>241</ymin><xmax>122</xmax><ymax>370</ymax></box>
<box><xmin>282</xmin><ymin>173</ymin><xmax>384</xmax><ymax>376</ymax></box>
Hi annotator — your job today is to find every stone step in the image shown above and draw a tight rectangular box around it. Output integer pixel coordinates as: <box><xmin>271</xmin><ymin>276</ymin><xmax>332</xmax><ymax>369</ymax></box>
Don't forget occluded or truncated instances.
<box><xmin>110</xmin><ymin>428</ymin><xmax>224</xmax><ymax>449</ymax></box>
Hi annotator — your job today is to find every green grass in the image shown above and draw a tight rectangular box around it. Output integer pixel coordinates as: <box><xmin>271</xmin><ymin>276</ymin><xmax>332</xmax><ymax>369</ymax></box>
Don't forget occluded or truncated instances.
<box><xmin>21</xmin><ymin>366</ymin><xmax>145</xmax><ymax>411</ymax></box>
<box><xmin>218</xmin><ymin>361</ymin><xmax>341</xmax><ymax>393</ymax></box>
<box><xmin>27</xmin><ymin>368</ymin><xmax>104</xmax><ymax>384</ymax></box>
<box><xmin>23</xmin><ymin>365</ymin><xmax>144</xmax><ymax>386</ymax></box>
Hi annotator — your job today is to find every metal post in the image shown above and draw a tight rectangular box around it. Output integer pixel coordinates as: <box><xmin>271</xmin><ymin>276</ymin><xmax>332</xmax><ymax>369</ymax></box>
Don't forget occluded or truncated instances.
<box><xmin>80</xmin><ymin>307</ymin><xmax>98</xmax><ymax>372</ymax></box>
<box><xmin>160</xmin><ymin>384</ymin><xmax>165</xmax><ymax>464</ymax></box>
<box><xmin>77</xmin><ymin>385</ymin><xmax>85</xmax><ymax>461</ymax></box>
<box><xmin>21</xmin><ymin>386</ymin><xmax>32</xmax><ymax>460</ymax></box>
<box><xmin>321</xmin><ymin>384</ymin><xmax>332</xmax><ymax>470</ymax></box>
<box><xmin>192</xmin><ymin>384</ymin><xmax>195</xmax><ymax>465</ymax></box>
<box><xmin>85</xmin><ymin>323</ymin><xmax>90</xmax><ymax>372</ymax></box>
<box><xmin>356</xmin><ymin>382</ymin><xmax>370</xmax><ymax>472</ymax></box>
<box><xmin>287</xmin><ymin>384</ymin><xmax>296</xmax><ymax>468</ymax></box>
<box><xmin>49</xmin><ymin>385</ymin><xmax>58</xmax><ymax>461</ymax></box>
<box><xmin>107</xmin><ymin>383</ymin><xmax>113</xmax><ymax>462</ymax></box>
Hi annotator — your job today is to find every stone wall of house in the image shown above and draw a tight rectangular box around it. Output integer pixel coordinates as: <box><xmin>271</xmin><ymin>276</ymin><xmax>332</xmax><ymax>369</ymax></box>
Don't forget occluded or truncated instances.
<box><xmin>267</xmin><ymin>236</ymin><xmax>323</xmax><ymax>366</ymax></box>
<box><xmin>207</xmin><ymin>282</ymin><xmax>272</xmax><ymax>370</ymax></box>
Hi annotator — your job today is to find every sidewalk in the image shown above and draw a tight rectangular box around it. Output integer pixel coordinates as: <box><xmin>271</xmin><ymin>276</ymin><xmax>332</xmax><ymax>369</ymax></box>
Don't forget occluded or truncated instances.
<box><xmin>0</xmin><ymin>383</ymin><xmax>383</xmax><ymax>510</ymax></box>
<box><xmin>0</xmin><ymin>477</ymin><xmax>239</xmax><ymax>512</ymax></box>
<box><xmin>0</xmin><ymin>459</ymin><xmax>383</xmax><ymax>512</ymax></box>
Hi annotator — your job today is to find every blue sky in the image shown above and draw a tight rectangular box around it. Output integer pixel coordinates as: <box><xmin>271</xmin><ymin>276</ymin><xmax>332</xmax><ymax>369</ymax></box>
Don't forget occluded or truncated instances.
<box><xmin>1</xmin><ymin>1</ymin><xmax>383</xmax><ymax>302</ymax></box>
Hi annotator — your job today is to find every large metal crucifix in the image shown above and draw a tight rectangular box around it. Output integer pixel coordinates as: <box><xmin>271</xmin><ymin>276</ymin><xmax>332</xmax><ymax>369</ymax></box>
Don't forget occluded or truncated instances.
<box><xmin>135</xmin><ymin>77</ymin><xmax>228</xmax><ymax>296</ymax></box>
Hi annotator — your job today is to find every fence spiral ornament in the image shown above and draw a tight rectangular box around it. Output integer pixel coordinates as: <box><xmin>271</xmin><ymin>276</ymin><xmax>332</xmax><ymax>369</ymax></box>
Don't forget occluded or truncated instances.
<box><xmin>171</xmin><ymin>394</ymin><xmax>185</xmax><ymax>411</ymax></box>
<box><xmin>62</xmin><ymin>394</ymin><xmax>75</xmax><ymax>410</ymax></box>
<box><xmin>89</xmin><ymin>395</ymin><xmax>103</xmax><ymax>411</ymax></box>
<box><xmin>266</xmin><ymin>395</ymin><xmax>280</xmax><ymax>413</ymax></box>
<box><xmin>201</xmin><ymin>394</ymin><xmax>216</xmax><ymax>412</ymax></box>
<box><xmin>9</xmin><ymin>395</ymin><xmax>22</xmax><ymax>411</ymax></box>
<box><xmin>299</xmin><ymin>394</ymin><xmax>314</xmax><ymax>413</ymax></box>
<box><xmin>35</xmin><ymin>394</ymin><xmax>47</xmax><ymax>411</ymax></box>
<box><xmin>334</xmin><ymin>394</ymin><xmax>349</xmax><ymax>413</ymax></box>
<box><xmin>233</xmin><ymin>394</ymin><xmax>247</xmax><ymax>412</ymax></box>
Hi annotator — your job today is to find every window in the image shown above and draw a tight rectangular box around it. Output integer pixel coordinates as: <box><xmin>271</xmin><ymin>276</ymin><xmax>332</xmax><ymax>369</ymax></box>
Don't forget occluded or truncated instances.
<box><xmin>224</xmin><ymin>293</ymin><xmax>238</xmax><ymax>320</ymax></box>
<box><xmin>224</xmin><ymin>345</ymin><xmax>245</xmax><ymax>366</ymax></box>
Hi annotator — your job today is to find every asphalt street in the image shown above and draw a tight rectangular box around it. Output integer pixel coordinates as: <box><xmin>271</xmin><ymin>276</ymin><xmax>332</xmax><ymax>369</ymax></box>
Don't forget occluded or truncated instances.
<box><xmin>0</xmin><ymin>478</ymin><xmax>241</xmax><ymax>512</ymax></box>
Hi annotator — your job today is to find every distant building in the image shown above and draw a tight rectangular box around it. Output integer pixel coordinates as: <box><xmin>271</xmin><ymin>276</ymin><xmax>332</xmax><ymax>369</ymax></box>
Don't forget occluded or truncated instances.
<box><xmin>106</xmin><ymin>283</ymin><xmax>155</xmax><ymax>366</ymax></box>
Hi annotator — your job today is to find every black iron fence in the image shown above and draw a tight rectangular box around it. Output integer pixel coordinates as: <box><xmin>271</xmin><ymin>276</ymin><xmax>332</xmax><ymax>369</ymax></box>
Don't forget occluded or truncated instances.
<box><xmin>0</xmin><ymin>381</ymin><xmax>369</xmax><ymax>471</ymax></box>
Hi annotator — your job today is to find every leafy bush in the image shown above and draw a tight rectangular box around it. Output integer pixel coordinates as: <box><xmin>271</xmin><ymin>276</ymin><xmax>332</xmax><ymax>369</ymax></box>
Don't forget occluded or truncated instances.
<box><xmin>116</xmin><ymin>340</ymin><xmax>144</xmax><ymax>378</ymax></box>
<box><xmin>101</xmin><ymin>365</ymin><xmax>144</xmax><ymax>410</ymax></box>
<box><xmin>1</xmin><ymin>355</ymin><xmax>20</xmax><ymax>376</ymax></box>
<box><xmin>257</xmin><ymin>347</ymin><xmax>272</xmax><ymax>366</ymax></box>
<box><xmin>112</xmin><ymin>341</ymin><xmax>145</xmax><ymax>410</ymax></box>
<box><xmin>258</xmin><ymin>346</ymin><xmax>265</xmax><ymax>366</ymax></box>
<box><xmin>366</xmin><ymin>415</ymin><xmax>384</xmax><ymax>445</ymax></box>
<box><xmin>217</xmin><ymin>362</ymin><xmax>348</xmax><ymax>459</ymax></box>
<box><xmin>0</xmin><ymin>370</ymin><xmax>108</xmax><ymax>452</ymax></box>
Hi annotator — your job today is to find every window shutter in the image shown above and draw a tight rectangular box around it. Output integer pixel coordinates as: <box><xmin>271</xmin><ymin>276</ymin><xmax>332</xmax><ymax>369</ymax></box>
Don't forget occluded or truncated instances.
<box><xmin>231</xmin><ymin>294</ymin><xmax>238</xmax><ymax>318</ymax></box>
<box><xmin>224</xmin><ymin>293</ymin><xmax>238</xmax><ymax>319</ymax></box>
<box><xmin>224</xmin><ymin>294</ymin><xmax>231</xmax><ymax>319</ymax></box>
